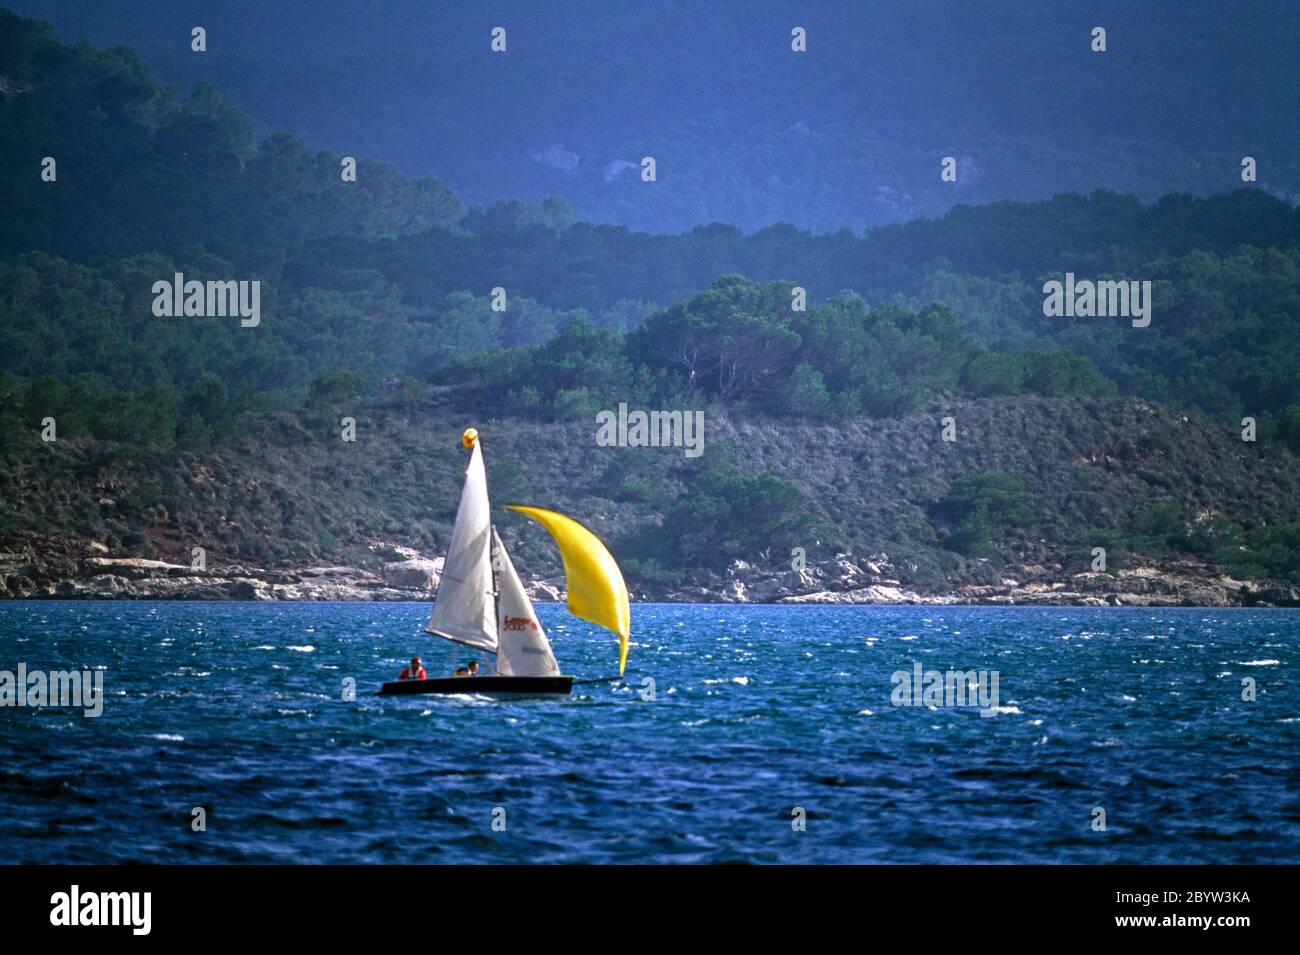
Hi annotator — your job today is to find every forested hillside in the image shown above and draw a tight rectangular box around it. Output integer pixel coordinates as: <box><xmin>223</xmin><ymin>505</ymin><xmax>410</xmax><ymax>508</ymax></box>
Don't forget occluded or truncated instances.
<box><xmin>0</xmin><ymin>7</ymin><xmax>1296</xmax><ymax>594</ymax></box>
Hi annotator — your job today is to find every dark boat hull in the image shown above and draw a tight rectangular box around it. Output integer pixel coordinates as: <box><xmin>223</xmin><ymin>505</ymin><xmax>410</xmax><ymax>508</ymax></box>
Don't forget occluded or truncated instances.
<box><xmin>378</xmin><ymin>675</ymin><xmax>574</xmax><ymax>697</ymax></box>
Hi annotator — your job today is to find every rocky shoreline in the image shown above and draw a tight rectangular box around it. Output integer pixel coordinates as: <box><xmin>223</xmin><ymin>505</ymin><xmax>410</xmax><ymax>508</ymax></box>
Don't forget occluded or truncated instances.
<box><xmin>1</xmin><ymin>535</ymin><xmax>1294</xmax><ymax>607</ymax></box>
<box><xmin>668</xmin><ymin>553</ymin><xmax>1298</xmax><ymax>607</ymax></box>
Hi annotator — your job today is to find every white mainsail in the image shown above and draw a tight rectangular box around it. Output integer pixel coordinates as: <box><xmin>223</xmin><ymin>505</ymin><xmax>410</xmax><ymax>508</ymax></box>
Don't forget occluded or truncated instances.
<box><xmin>426</xmin><ymin>441</ymin><xmax>498</xmax><ymax>651</ymax></box>
<box><xmin>492</xmin><ymin>529</ymin><xmax>561</xmax><ymax>677</ymax></box>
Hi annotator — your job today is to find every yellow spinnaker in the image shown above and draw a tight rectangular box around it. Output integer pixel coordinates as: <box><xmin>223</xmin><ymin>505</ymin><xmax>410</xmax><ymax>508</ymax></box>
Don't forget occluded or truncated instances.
<box><xmin>506</xmin><ymin>505</ymin><xmax>631</xmax><ymax>675</ymax></box>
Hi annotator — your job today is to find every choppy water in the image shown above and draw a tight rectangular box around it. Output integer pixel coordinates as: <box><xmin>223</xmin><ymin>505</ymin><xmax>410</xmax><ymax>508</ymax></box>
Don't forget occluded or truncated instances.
<box><xmin>0</xmin><ymin>601</ymin><xmax>1297</xmax><ymax>863</ymax></box>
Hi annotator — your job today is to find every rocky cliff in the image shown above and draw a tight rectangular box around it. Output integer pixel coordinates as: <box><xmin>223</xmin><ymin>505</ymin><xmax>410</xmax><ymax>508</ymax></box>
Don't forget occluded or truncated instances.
<box><xmin>1</xmin><ymin>395</ymin><xmax>1296</xmax><ymax>605</ymax></box>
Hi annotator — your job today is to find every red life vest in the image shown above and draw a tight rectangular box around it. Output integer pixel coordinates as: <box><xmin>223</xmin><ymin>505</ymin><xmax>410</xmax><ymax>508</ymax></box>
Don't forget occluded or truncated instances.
<box><xmin>399</xmin><ymin>666</ymin><xmax>427</xmax><ymax>681</ymax></box>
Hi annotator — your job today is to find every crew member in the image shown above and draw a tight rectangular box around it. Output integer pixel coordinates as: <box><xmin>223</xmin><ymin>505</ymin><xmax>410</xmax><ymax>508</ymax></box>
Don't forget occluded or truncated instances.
<box><xmin>398</xmin><ymin>657</ymin><xmax>426</xmax><ymax>680</ymax></box>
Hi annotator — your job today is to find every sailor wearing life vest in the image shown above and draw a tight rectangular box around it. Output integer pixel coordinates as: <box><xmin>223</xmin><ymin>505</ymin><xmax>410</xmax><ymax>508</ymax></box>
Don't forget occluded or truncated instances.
<box><xmin>398</xmin><ymin>657</ymin><xmax>427</xmax><ymax>680</ymax></box>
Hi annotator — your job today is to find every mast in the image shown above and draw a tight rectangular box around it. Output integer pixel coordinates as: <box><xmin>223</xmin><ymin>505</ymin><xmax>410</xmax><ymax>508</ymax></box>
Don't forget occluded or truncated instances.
<box><xmin>484</xmin><ymin>440</ymin><xmax>502</xmax><ymax>671</ymax></box>
<box><xmin>490</xmin><ymin>529</ymin><xmax>501</xmax><ymax>672</ymax></box>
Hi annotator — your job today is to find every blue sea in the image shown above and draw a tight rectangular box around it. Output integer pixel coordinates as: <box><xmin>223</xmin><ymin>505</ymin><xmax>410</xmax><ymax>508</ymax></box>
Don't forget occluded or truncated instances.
<box><xmin>1</xmin><ymin>601</ymin><xmax>1296</xmax><ymax>864</ymax></box>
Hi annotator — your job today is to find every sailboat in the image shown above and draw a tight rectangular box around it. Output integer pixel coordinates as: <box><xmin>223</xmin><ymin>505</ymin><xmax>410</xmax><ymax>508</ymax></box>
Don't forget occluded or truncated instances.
<box><xmin>378</xmin><ymin>428</ymin><xmax>630</xmax><ymax>697</ymax></box>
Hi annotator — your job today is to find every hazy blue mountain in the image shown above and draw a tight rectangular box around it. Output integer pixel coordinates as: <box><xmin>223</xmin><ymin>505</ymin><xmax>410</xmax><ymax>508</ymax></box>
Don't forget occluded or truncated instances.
<box><xmin>8</xmin><ymin>0</ymin><xmax>1298</xmax><ymax>234</ymax></box>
